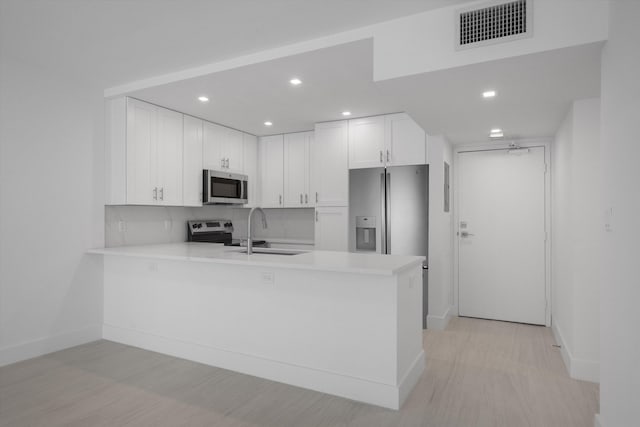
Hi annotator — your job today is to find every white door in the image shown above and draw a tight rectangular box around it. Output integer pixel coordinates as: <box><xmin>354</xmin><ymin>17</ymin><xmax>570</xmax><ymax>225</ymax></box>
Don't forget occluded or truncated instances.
<box><xmin>284</xmin><ymin>132</ymin><xmax>309</xmax><ymax>207</ymax></box>
<box><xmin>156</xmin><ymin>107</ymin><xmax>183</xmax><ymax>206</ymax></box>
<box><xmin>183</xmin><ymin>115</ymin><xmax>203</xmax><ymax>207</ymax></box>
<box><xmin>243</xmin><ymin>133</ymin><xmax>258</xmax><ymax>207</ymax></box>
<box><xmin>223</xmin><ymin>128</ymin><xmax>244</xmax><ymax>173</ymax></box>
<box><xmin>315</xmin><ymin>206</ymin><xmax>349</xmax><ymax>251</ymax></box>
<box><xmin>203</xmin><ymin>122</ymin><xmax>225</xmax><ymax>170</ymax></box>
<box><xmin>126</xmin><ymin>98</ymin><xmax>157</xmax><ymax>205</ymax></box>
<box><xmin>259</xmin><ymin>134</ymin><xmax>284</xmax><ymax>208</ymax></box>
<box><xmin>385</xmin><ymin>113</ymin><xmax>426</xmax><ymax>167</ymax></box>
<box><xmin>313</xmin><ymin>121</ymin><xmax>349</xmax><ymax>206</ymax></box>
<box><xmin>458</xmin><ymin>147</ymin><xmax>547</xmax><ymax>325</ymax></box>
<box><xmin>348</xmin><ymin>116</ymin><xmax>386</xmax><ymax>169</ymax></box>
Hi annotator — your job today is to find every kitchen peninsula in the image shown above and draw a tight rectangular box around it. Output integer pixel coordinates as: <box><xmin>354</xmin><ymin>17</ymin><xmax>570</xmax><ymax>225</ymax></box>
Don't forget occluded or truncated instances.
<box><xmin>89</xmin><ymin>242</ymin><xmax>425</xmax><ymax>409</ymax></box>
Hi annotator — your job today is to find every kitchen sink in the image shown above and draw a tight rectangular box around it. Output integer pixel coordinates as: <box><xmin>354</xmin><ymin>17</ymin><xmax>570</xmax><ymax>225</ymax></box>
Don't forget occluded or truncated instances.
<box><xmin>232</xmin><ymin>248</ymin><xmax>306</xmax><ymax>256</ymax></box>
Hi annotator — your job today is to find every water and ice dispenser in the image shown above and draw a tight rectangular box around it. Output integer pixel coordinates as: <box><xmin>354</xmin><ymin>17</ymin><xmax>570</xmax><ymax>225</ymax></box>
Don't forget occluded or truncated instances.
<box><xmin>355</xmin><ymin>216</ymin><xmax>376</xmax><ymax>252</ymax></box>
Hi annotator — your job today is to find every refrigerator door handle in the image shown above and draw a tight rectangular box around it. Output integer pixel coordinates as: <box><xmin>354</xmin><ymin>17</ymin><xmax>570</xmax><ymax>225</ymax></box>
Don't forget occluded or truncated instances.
<box><xmin>380</xmin><ymin>172</ymin><xmax>387</xmax><ymax>254</ymax></box>
<box><xmin>386</xmin><ymin>172</ymin><xmax>391</xmax><ymax>254</ymax></box>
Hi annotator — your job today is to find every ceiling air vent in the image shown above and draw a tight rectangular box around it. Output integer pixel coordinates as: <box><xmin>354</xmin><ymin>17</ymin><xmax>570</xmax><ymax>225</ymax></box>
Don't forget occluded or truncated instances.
<box><xmin>456</xmin><ymin>0</ymin><xmax>532</xmax><ymax>49</ymax></box>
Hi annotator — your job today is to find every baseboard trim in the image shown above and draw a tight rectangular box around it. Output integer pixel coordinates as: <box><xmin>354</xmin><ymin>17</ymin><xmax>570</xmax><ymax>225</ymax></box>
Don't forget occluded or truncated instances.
<box><xmin>551</xmin><ymin>322</ymin><xmax>599</xmax><ymax>383</ymax></box>
<box><xmin>0</xmin><ymin>324</ymin><xmax>102</xmax><ymax>367</ymax></box>
<box><xmin>427</xmin><ymin>306</ymin><xmax>452</xmax><ymax>330</ymax></box>
<box><xmin>594</xmin><ymin>414</ymin><xmax>603</xmax><ymax>427</ymax></box>
<box><xmin>103</xmin><ymin>324</ymin><xmax>422</xmax><ymax>410</ymax></box>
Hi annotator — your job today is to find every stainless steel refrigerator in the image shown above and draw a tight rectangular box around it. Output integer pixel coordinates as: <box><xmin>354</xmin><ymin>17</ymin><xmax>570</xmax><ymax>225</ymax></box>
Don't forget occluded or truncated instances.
<box><xmin>349</xmin><ymin>165</ymin><xmax>429</xmax><ymax>328</ymax></box>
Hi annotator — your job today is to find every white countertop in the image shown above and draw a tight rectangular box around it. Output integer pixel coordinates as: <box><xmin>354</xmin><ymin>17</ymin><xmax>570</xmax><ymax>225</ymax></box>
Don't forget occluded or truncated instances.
<box><xmin>88</xmin><ymin>242</ymin><xmax>424</xmax><ymax>276</ymax></box>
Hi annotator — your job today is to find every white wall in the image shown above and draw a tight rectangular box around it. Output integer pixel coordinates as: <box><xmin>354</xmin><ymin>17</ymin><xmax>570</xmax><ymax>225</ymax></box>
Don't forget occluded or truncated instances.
<box><xmin>599</xmin><ymin>2</ymin><xmax>640</xmax><ymax>426</ymax></box>
<box><xmin>552</xmin><ymin>98</ymin><xmax>601</xmax><ymax>383</ymax></box>
<box><xmin>0</xmin><ymin>55</ymin><xmax>105</xmax><ymax>366</ymax></box>
<box><xmin>105</xmin><ymin>206</ymin><xmax>314</xmax><ymax>247</ymax></box>
<box><xmin>427</xmin><ymin>135</ymin><xmax>454</xmax><ymax>329</ymax></box>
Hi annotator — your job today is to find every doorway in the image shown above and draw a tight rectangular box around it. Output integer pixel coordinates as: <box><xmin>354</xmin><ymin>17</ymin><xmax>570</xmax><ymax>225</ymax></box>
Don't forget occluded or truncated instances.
<box><xmin>456</xmin><ymin>144</ymin><xmax>549</xmax><ymax>325</ymax></box>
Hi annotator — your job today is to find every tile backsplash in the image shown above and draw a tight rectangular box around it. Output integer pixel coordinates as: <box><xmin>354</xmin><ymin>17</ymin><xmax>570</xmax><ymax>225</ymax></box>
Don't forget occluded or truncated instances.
<box><xmin>105</xmin><ymin>205</ymin><xmax>315</xmax><ymax>247</ymax></box>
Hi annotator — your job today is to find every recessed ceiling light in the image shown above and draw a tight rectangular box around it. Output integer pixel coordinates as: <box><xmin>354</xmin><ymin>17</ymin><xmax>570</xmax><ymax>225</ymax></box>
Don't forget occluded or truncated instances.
<box><xmin>490</xmin><ymin>132</ymin><xmax>504</xmax><ymax>138</ymax></box>
<box><xmin>483</xmin><ymin>90</ymin><xmax>497</xmax><ymax>98</ymax></box>
<box><xmin>289</xmin><ymin>78</ymin><xmax>302</xmax><ymax>86</ymax></box>
<box><xmin>490</xmin><ymin>128</ymin><xmax>502</xmax><ymax>134</ymax></box>
<box><xmin>198</xmin><ymin>96</ymin><xmax>209</xmax><ymax>102</ymax></box>
<box><xmin>342</xmin><ymin>111</ymin><xmax>352</xmax><ymax>116</ymax></box>
<box><xmin>264</xmin><ymin>121</ymin><xmax>273</xmax><ymax>126</ymax></box>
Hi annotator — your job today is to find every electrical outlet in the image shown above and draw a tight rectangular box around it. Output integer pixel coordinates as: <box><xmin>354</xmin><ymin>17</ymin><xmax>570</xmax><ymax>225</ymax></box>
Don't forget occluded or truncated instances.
<box><xmin>261</xmin><ymin>272</ymin><xmax>275</xmax><ymax>284</ymax></box>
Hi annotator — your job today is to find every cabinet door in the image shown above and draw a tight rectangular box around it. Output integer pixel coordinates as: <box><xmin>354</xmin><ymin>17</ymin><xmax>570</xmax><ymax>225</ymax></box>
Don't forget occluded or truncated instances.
<box><xmin>348</xmin><ymin>116</ymin><xmax>385</xmax><ymax>169</ymax></box>
<box><xmin>312</xmin><ymin>121</ymin><xmax>349</xmax><ymax>206</ymax></box>
<box><xmin>224</xmin><ymin>128</ymin><xmax>244</xmax><ymax>173</ymax></box>
<box><xmin>183</xmin><ymin>115</ymin><xmax>203</xmax><ymax>207</ymax></box>
<box><xmin>126</xmin><ymin>98</ymin><xmax>158</xmax><ymax>205</ymax></box>
<box><xmin>156</xmin><ymin>107</ymin><xmax>183</xmax><ymax>206</ymax></box>
<box><xmin>385</xmin><ymin>113</ymin><xmax>426</xmax><ymax>167</ymax></box>
<box><xmin>259</xmin><ymin>134</ymin><xmax>284</xmax><ymax>208</ymax></box>
<box><xmin>243</xmin><ymin>133</ymin><xmax>258</xmax><ymax>207</ymax></box>
<box><xmin>306</xmin><ymin>132</ymin><xmax>315</xmax><ymax>207</ymax></box>
<box><xmin>314</xmin><ymin>206</ymin><xmax>349</xmax><ymax>251</ymax></box>
<box><xmin>203</xmin><ymin>122</ymin><xmax>225</xmax><ymax>170</ymax></box>
<box><xmin>283</xmin><ymin>132</ymin><xmax>309</xmax><ymax>208</ymax></box>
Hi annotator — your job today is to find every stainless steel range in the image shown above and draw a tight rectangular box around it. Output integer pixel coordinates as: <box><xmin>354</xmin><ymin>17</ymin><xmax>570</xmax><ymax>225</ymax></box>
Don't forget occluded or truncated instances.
<box><xmin>186</xmin><ymin>219</ymin><xmax>268</xmax><ymax>247</ymax></box>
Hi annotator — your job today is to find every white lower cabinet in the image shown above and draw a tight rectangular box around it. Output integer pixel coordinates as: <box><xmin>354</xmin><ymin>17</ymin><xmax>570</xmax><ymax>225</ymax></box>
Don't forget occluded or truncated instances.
<box><xmin>314</xmin><ymin>206</ymin><xmax>349</xmax><ymax>251</ymax></box>
<box><xmin>183</xmin><ymin>115</ymin><xmax>203</xmax><ymax>207</ymax></box>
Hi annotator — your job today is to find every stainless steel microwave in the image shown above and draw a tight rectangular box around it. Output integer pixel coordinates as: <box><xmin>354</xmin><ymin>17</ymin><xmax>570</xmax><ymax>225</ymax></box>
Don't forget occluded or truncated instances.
<box><xmin>203</xmin><ymin>170</ymin><xmax>248</xmax><ymax>205</ymax></box>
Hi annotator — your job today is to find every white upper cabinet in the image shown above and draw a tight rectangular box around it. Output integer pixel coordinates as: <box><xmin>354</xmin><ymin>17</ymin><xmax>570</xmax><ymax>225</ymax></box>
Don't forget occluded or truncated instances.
<box><xmin>385</xmin><ymin>113</ymin><xmax>427</xmax><ymax>167</ymax></box>
<box><xmin>313</xmin><ymin>121</ymin><xmax>349</xmax><ymax>207</ymax></box>
<box><xmin>156</xmin><ymin>107</ymin><xmax>184</xmax><ymax>205</ymax></box>
<box><xmin>183</xmin><ymin>115</ymin><xmax>203</xmax><ymax>207</ymax></box>
<box><xmin>259</xmin><ymin>134</ymin><xmax>284</xmax><ymax>208</ymax></box>
<box><xmin>203</xmin><ymin>122</ymin><xmax>244</xmax><ymax>173</ymax></box>
<box><xmin>243</xmin><ymin>133</ymin><xmax>259</xmax><ymax>207</ymax></box>
<box><xmin>348</xmin><ymin>116</ymin><xmax>386</xmax><ymax>169</ymax></box>
<box><xmin>114</xmin><ymin>97</ymin><xmax>183</xmax><ymax>206</ymax></box>
<box><xmin>347</xmin><ymin>113</ymin><xmax>426</xmax><ymax>169</ymax></box>
<box><xmin>284</xmin><ymin>131</ymin><xmax>313</xmax><ymax>208</ymax></box>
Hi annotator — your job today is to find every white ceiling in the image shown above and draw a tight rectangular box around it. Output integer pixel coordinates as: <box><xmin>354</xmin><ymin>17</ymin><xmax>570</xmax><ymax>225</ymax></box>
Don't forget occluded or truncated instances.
<box><xmin>376</xmin><ymin>42</ymin><xmax>603</xmax><ymax>144</ymax></box>
<box><xmin>127</xmin><ymin>40</ymin><xmax>602</xmax><ymax>142</ymax></box>
<box><xmin>127</xmin><ymin>40</ymin><xmax>404</xmax><ymax>135</ymax></box>
<box><xmin>0</xmin><ymin>0</ymin><xmax>471</xmax><ymax>88</ymax></box>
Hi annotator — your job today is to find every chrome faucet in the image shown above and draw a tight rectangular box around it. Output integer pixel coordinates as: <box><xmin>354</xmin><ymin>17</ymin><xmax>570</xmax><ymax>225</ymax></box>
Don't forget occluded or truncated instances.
<box><xmin>247</xmin><ymin>207</ymin><xmax>268</xmax><ymax>255</ymax></box>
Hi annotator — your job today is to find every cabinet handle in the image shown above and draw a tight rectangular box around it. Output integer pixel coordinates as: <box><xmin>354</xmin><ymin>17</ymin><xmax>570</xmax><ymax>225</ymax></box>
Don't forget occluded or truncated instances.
<box><xmin>153</xmin><ymin>187</ymin><xmax>158</xmax><ymax>200</ymax></box>
<box><xmin>387</xmin><ymin>150</ymin><xmax>390</xmax><ymax>163</ymax></box>
<box><xmin>315</xmin><ymin>192</ymin><xmax>318</xmax><ymax>203</ymax></box>
<box><xmin>300</xmin><ymin>193</ymin><xmax>303</xmax><ymax>204</ymax></box>
<box><xmin>316</xmin><ymin>211</ymin><xmax>319</xmax><ymax>222</ymax></box>
<box><xmin>380</xmin><ymin>150</ymin><xmax>383</xmax><ymax>163</ymax></box>
<box><xmin>279</xmin><ymin>194</ymin><xmax>282</xmax><ymax>205</ymax></box>
<box><xmin>221</xmin><ymin>158</ymin><xmax>225</xmax><ymax>168</ymax></box>
<box><xmin>160</xmin><ymin>187</ymin><xmax>164</xmax><ymax>201</ymax></box>
<box><xmin>305</xmin><ymin>194</ymin><xmax>308</xmax><ymax>204</ymax></box>
<box><xmin>225</xmin><ymin>158</ymin><xmax>229</xmax><ymax>168</ymax></box>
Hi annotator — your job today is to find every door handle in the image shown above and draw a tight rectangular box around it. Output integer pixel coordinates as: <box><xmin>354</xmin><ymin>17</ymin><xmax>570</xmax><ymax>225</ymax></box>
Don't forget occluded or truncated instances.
<box><xmin>460</xmin><ymin>231</ymin><xmax>474</xmax><ymax>238</ymax></box>
<box><xmin>153</xmin><ymin>187</ymin><xmax>158</xmax><ymax>200</ymax></box>
<box><xmin>160</xmin><ymin>187</ymin><xmax>164</xmax><ymax>201</ymax></box>
<box><xmin>380</xmin><ymin>150</ymin><xmax>383</xmax><ymax>163</ymax></box>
